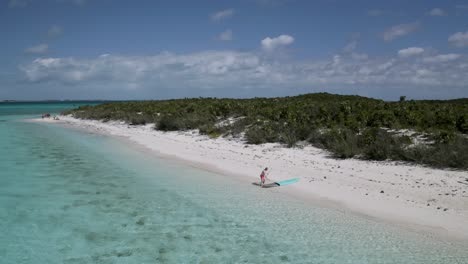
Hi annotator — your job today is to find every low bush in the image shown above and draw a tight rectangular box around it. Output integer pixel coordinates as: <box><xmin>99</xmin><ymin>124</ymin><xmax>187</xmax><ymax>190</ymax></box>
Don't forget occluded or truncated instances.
<box><xmin>429</xmin><ymin>130</ymin><xmax>455</xmax><ymax>144</ymax></box>
<box><xmin>359</xmin><ymin>128</ymin><xmax>397</xmax><ymax>160</ymax></box>
<box><xmin>245</xmin><ymin>125</ymin><xmax>279</xmax><ymax>144</ymax></box>
<box><xmin>199</xmin><ymin>124</ymin><xmax>222</xmax><ymax>138</ymax></box>
<box><xmin>128</xmin><ymin>115</ymin><xmax>147</xmax><ymax>125</ymax></box>
<box><xmin>320</xmin><ymin>128</ymin><xmax>360</xmax><ymax>158</ymax></box>
<box><xmin>156</xmin><ymin>115</ymin><xmax>182</xmax><ymax>131</ymax></box>
<box><xmin>224</xmin><ymin>117</ymin><xmax>252</xmax><ymax>137</ymax></box>
<box><xmin>279</xmin><ymin>130</ymin><xmax>298</xmax><ymax>148</ymax></box>
<box><xmin>407</xmin><ymin>135</ymin><xmax>468</xmax><ymax>169</ymax></box>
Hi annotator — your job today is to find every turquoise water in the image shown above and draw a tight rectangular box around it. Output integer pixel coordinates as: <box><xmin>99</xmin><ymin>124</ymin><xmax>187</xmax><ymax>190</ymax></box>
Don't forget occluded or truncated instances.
<box><xmin>1</xmin><ymin>103</ymin><xmax>468</xmax><ymax>263</ymax></box>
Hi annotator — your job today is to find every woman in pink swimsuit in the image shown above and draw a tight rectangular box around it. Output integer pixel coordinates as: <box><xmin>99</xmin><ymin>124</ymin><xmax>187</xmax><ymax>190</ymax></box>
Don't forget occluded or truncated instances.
<box><xmin>260</xmin><ymin>167</ymin><xmax>268</xmax><ymax>186</ymax></box>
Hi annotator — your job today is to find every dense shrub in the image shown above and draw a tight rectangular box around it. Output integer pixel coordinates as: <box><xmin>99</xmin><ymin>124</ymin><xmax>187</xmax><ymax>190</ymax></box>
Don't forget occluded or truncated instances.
<box><xmin>404</xmin><ymin>135</ymin><xmax>468</xmax><ymax>169</ymax></box>
<box><xmin>427</xmin><ymin>135</ymin><xmax>468</xmax><ymax>169</ymax></box>
<box><xmin>64</xmin><ymin>93</ymin><xmax>468</xmax><ymax>169</ymax></box>
<box><xmin>325</xmin><ymin>129</ymin><xmax>360</xmax><ymax>158</ymax></box>
<box><xmin>198</xmin><ymin>124</ymin><xmax>222</xmax><ymax>138</ymax></box>
<box><xmin>456</xmin><ymin>115</ymin><xmax>468</xmax><ymax>133</ymax></box>
<box><xmin>129</xmin><ymin>115</ymin><xmax>147</xmax><ymax>125</ymax></box>
<box><xmin>224</xmin><ymin>117</ymin><xmax>253</xmax><ymax>137</ymax></box>
<box><xmin>155</xmin><ymin>114</ymin><xmax>216</xmax><ymax>131</ymax></box>
<box><xmin>279</xmin><ymin>130</ymin><xmax>299</xmax><ymax>148</ymax></box>
<box><xmin>359</xmin><ymin>128</ymin><xmax>402</xmax><ymax>160</ymax></box>
<box><xmin>245</xmin><ymin>125</ymin><xmax>279</xmax><ymax>144</ymax></box>
<box><xmin>156</xmin><ymin>115</ymin><xmax>182</xmax><ymax>131</ymax></box>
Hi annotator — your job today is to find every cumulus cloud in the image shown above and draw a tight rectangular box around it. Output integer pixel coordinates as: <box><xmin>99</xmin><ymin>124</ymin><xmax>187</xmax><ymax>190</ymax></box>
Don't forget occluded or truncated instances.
<box><xmin>343</xmin><ymin>40</ymin><xmax>358</xmax><ymax>53</ymax></box>
<box><xmin>18</xmin><ymin>49</ymin><xmax>468</xmax><ymax>98</ymax></box>
<box><xmin>398</xmin><ymin>47</ymin><xmax>424</xmax><ymax>58</ymax></box>
<box><xmin>428</xmin><ymin>8</ymin><xmax>447</xmax><ymax>16</ymax></box>
<box><xmin>350</xmin><ymin>53</ymin><xmax>368</xmax><ymax>60</ymax></box>
<box><xmin>448</xmin><ymin>30</ymin><xmax>468</xmax><ymax>47</ymax></box>
<box><xmin>48</xmin><ymin>25</ymin><xmax>63</xmax><ymax>37</ymax></box>
<box><xmin>341</xmin><ymin>33</ymin><xmax>367</xmax><ymax>60</ymax></box>
<box><xmin>211</xmin><ymin>9</ymin><xmax>234</xmax><ymax>21</ymax></box>
<box><xmin>423</xmin><ymin>54</ymin><xmax>461</xmax><ymax>63</ymax></box>
<box><xmin>25</xmin><ymin>44</ymin><xmax>48</xmax><ymax>54</ymax></box>
<box><xmin>261</xmin><ymin>35</ymin><xmax>294</xmax><ymax>51</ymax></box>
<box><xmin>218</xmin><ymin>29</ymin><xmax>233</xmax><ymax>41</ymax></box>
<box><xmin>382</xmin><ymin>22</ymin><xmax>420</xmax><ymax>42</ymax></box>
<box><xmin>20</xmin><ymin>52</ymin><xmax>264</xmax><ymax>88</ymax></box>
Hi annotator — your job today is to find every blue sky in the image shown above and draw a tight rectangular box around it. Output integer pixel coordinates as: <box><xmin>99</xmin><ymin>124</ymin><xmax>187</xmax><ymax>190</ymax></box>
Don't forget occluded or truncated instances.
<box><xmin>1</xmin><ymin>0</ymin><xmax>468</xmax><ymax>100</ymax></box>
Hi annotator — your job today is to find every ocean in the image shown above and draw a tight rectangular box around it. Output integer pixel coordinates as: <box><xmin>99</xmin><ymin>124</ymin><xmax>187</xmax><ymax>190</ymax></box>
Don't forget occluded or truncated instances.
<box><xmin>1</xmin><ymin>102</ymin><xmax>467</xmax><ymax>263</ymax></box>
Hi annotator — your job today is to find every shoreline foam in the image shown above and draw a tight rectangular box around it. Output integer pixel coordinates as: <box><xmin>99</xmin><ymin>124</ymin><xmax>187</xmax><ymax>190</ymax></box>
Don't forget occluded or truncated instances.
<box><xmin>32</xmin><ymin>116</ymin><xmax>468</xmax><ymax>241</ymax></box>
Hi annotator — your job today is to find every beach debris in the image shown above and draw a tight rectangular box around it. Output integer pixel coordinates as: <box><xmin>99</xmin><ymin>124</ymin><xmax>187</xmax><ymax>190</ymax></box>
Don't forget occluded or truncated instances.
<box><xmin>380</xmin><ymin>190</ymin><xmax>384</xmax><ymax>194</ymax></box>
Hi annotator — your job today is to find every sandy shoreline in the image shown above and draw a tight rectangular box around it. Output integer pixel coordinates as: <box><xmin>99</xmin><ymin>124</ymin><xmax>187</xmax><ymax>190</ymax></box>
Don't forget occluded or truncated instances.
<box><xmin>34</xmin><ymin>116</ymin><xmax>468</xmax><ymax>241</ymax></box>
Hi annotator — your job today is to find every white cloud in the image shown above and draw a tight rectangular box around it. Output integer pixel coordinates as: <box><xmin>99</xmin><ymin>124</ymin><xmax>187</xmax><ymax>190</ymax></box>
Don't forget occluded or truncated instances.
<box><xmin>48</xmin><ymin>25</ymin><xmax>63</xmax><ymax>37</ymax></box>
<box><xmin>18</xmin><ymin>50</ymin><xmax>468</xmax><ymax>97</ymax></box>
<box><xmin>25</xmin><ymin>44</ymin><xmax>48</xmax><ymax>54</ymax></box>
<box><xmin>261</xmin><ymin>35</ymin><xmax>294</xmax><ymax>51</ymax></box>
<box><xmin>343</xmin><ymin>40</ymin><xmax>357</xmax><ymax>53</ymax></box>
<box><xmin>218</xmin><ymin>29</ymin><xmax>233</xmax><ymax>41</ymax></box>
<box><xmin>351</xmin><ymin>53</ymin><xmax>368</xmax><ymax>60</ymax></box>
<box><xmin>341</xmin><ymin>33</ymin><xmax>367</xmax><ymax>60</ymax></box>
<box><xmin>448</xmin><ymin>30</ymin><xmax>468</xmax><ymax>47</ymax></box>
<box><xmin>428</xmin><ymin>8</ymin><xmax>447</xmax><ymax>16</ymax></box>
<box><xmin>382</xmin><ymin>22</ymin><xmax>420</xmax><ymax>42</ymax></box>
<box><xmin>423</xmin><ymin>54</ymin><xmax>461</xmax><ymax>63</ymax></box>
<box><xmin>20</xmin><ymin>52</ymin><xmax>263</xmax><ymax>86</ymax></box>
<box><xmin>398</xmin><ymin>47</ymin><xmax>424</xmax><ymax>58</ymax></box>
<box><xmin>211</xmin><ymin>9</ymin><xmax>234</xmax><ymax>21</ymax></box>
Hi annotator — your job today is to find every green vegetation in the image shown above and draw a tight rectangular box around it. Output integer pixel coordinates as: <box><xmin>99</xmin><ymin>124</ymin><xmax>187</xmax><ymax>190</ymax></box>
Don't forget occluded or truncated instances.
<box><xmin>63</xmin><ymin>93</ymin><xmax>468</xmax><ymax>170</ymax></box>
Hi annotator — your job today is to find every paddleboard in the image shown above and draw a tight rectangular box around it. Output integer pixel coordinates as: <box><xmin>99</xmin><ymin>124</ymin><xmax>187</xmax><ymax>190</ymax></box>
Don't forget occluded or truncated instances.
<box><xmin>275</xmin><ymin>178</ymin><xmax>300</xmax><ymax>186</ymax></box>
<box><xmin>252</xmin><ymin>178</ymin><xmax>299</xmax><ymax>188</ymax></box>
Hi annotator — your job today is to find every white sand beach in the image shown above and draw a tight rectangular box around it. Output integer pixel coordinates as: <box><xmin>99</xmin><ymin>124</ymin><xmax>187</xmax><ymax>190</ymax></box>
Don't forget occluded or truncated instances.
<box><xmin>36</xmin><ymin>116</ymin><xmax>468</xmax><ymax>241</ymax></box>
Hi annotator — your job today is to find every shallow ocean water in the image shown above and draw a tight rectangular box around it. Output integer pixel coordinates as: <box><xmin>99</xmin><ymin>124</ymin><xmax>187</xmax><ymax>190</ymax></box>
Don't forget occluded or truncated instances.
<box><xmin>1</xmin><ymin>103</ymin><xmax>467</xmax><ymax>264</ymax></box>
